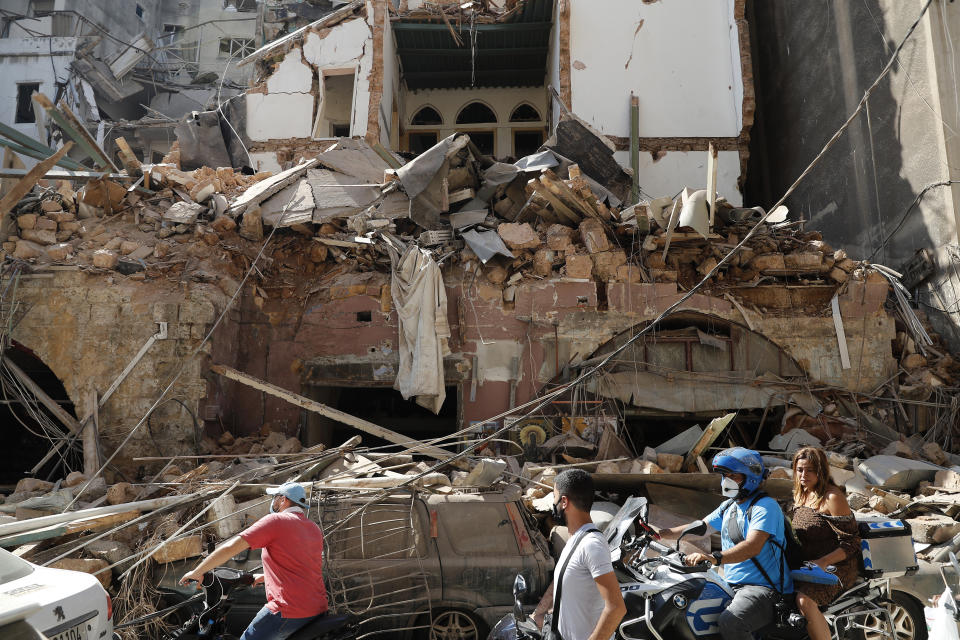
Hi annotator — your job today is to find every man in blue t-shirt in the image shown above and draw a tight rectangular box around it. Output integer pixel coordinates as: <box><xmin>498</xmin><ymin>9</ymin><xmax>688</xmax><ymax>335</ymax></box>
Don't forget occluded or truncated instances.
<box><xmin>657</xmin><ymin>448</ymin><xmax>792</xmax><ymax>640</ymax></box>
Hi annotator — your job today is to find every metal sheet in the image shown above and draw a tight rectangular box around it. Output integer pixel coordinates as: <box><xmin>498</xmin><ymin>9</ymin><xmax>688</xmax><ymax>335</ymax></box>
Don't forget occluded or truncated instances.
<box><xmin>461</xmin><ymin>228</ymin><xmax>514</xmax><ymax>264</ymax></box>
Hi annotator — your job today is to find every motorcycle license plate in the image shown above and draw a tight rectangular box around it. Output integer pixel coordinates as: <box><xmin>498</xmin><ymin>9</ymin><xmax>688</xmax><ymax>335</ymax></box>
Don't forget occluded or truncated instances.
<box><xmin>50</xmin><ymin>623</ymin><xmax>87</xmax><ymax>640</ymax></box>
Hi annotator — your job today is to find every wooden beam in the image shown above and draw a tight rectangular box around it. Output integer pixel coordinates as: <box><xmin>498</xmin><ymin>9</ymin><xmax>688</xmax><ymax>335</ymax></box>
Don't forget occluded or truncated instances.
<box><xmin>683</xmin><ymin>412</ymin><xmax>735</xmax><ymax>472</ymax></box>
<box><xmin>113</xmin><ymin>137</ymin><xmax>142</xmax><ymax>177</ymax></box>
<box><xmin>1</xmin><ymin>356</ymin><xmax>80</xmax><ymax>435</ymax></box>
<box><xmin>0</xmin><ymin>142</ymin><xmax>73</xmax><ymax>219</ymax></box>
<box><xmin>210</xmin><ymin>364</ymin><xmax>461</xmax><ymax>464</ymax></box>
<box><xmin>31</xmin><ymin>94</ymin><xmax>116</xmax><ymax>171</ymax></box>
<box><xmin>0</xmin><ymin>511</ymin><xmax>141</xmax><ymax>548</ymax></box>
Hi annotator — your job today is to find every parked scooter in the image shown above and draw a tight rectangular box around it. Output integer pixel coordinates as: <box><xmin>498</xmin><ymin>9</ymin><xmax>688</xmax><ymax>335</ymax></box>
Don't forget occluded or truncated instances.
<box><xmin>489</xmin><ymin>496</ymin><xmax>901</xmax><ymax>640</ymax></box>
<box><xmin>113</xmin><ymin>567</ymin><xmax>355</xmax><ymax>640</ymax></box>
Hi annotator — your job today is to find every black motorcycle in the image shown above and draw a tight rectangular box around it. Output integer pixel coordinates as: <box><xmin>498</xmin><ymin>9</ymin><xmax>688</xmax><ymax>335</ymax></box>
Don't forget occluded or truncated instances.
<box><xmin>114</xmin><ymin>567</ymin><xmax>355</xmax><ymax>640</ymax></box>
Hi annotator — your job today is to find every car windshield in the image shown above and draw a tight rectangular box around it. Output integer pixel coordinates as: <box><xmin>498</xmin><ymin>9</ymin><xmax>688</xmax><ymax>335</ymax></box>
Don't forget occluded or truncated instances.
<box><xmin>0</xmin><ymin>548</ymin><xmax>35</xmax><ymax>585</ymax></box>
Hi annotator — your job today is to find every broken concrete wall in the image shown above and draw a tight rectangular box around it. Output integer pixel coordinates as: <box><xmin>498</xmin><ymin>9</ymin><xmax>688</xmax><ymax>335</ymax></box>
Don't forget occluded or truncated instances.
<box><xmin>7</xmin><ymin>272</ymin><xmax>225</xmax><ymax>477</ymax></box>
<box><xmin>0</xmin><ymin>37</ymin><xmax>79</xmax><ymax>153</ymax></box>
<box><xmin>246</xmin><ymin>47</ymin><xmax>316</xmax><ymax>141</ymax></box>
<box><xmin>558</xmin><ymin>0</ymin><xmax>750</xmax><ymax>203</ymax></box>
<box><xmin>245</xmin><ymin>13</ymin><xmax>374</xmax><ymax>161</ymax></box>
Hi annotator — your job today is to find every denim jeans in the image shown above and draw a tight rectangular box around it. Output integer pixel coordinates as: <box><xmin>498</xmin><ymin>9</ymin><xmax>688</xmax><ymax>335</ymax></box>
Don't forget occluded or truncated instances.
<box><xmin>239</xmin><ymin>605</ymin><xmax>317</xmax><ymax>640</ymax></box>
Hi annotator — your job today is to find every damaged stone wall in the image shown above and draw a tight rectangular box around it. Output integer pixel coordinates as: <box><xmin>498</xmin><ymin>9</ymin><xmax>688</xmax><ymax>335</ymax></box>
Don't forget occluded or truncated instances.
<box><xmin>207</xmin><ymin>264</ymin><xmax>896</xmax><ymax>438</ymax></box>
<box><xmin>246</xmin><ymin>10</ymin><xmax>377</xmax><ymax>171</ymax></box>
<box><xmin>6</xmin><ymin>271</ymin><xmax>226</xmax><ymax>477</ymax></box>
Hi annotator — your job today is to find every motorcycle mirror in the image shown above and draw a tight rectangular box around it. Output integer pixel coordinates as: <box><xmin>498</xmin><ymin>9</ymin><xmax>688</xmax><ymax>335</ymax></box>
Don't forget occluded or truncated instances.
<box><xmin>513</xmin><ymin>574</ymin><xmax>528</xmax><ymax>624</ymax></box>
<box><xmin>513</xmin><ymin>574</ymin><xmax>528</xmax><ymax>599</ymax></box>
<box><xmin>676</xmin><ymin>520</ymin><xmax>707</xmax><ymax>551</ymax></box>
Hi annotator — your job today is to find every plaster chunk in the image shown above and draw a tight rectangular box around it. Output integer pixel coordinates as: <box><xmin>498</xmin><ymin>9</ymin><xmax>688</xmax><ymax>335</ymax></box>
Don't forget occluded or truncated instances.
<box><xmin>246</xmin><ymin>93</ymin><xmax>315</xmax><ymax>141</ymax></box>
<box><xmin>265</xmin><ymin>48</ymin><xmax>314</xmax><ymax>94</ymax></box>
<box><xmin>303</xmin><ymin>18</ymin><xmax>371</xmax><ymax>68</ymax></box>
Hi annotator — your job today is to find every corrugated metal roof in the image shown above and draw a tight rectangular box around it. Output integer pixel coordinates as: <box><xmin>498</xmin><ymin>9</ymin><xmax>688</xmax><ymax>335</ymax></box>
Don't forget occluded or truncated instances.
<box><xmin>393</xmin><ymin>0</ymin><xmax>554</xmax><ymax>90</ymax></box>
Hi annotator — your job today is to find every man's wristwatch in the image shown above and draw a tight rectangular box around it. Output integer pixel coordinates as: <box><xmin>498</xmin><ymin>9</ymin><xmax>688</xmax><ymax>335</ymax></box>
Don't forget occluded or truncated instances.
<box><xmin>711</xmin><ymin>551</ymin><xmax>723</xmax><ymax>566</ymax></box>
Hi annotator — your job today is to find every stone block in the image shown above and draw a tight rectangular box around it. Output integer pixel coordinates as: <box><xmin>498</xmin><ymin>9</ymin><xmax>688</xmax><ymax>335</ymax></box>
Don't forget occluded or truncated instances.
<box><xmin>565</xmin><ymin>253</ymin><xmax>593</xmax><ymax>279</ymax></box>
<box><xmin>64</xmin><ymin>471</ymin><xmax>88</xmax><ymax>487</ymax></box>
<box><xmin>51</xmin><ymin>558</ymin><xmax>110</xmax><ymax>589</ymax></box>
<box><xmin>908</xmin><ymin>514</ymin><xmax>960</xmax><ymax>544</ymax></box>
<box><xmin>239</xmin><ymin>207</ymin><xmax>263</xmax><ymax>241</ymax></box>
<box><xmin>86</xmin><ymin>539</ymin><xmax>133</xmax><ymax>566</ymax></box>
<box><xmin>628</xmin><ymin>459</ymin><xmax>663</xmax><ymax>474</ymax></box>
<box><xmin>40</xmin><ymin>199</ymin><xmax>62</xmax><ymax>212</ymax></box>
<box><xmin>750</xmin><ymin>253</ymin><xmax>785</xmax><ymax>272</ymax></box>
<box><xmin>106</xmin><ymin>481</ymin><xmax>135</xmax><ymax>505</ymax></box>
<box><xmin>13</xmin><ymin>240</ymin><xmax>44</xmax><ymax>259</ymax></box>
<box><xmin>151</xmin><ymin>535</ymin><xmax>203</xmax><ymax>564</ymax></box>
<box><xmin>20</xmin><ymin>229</ymin><xmax>56</xmax><ymax>245</ymax></box>
<box><xmin>210</xmin><ymin>216</ymin><xmax>237</xmax><ymax>233</ymax></box>
<box><xmin>591</xmin><ymin>250</ymin><xmax>627</xmax><ymax>281</ymax></box>
<box><xmin>784</xmin><ymin>252</ymin><xmax>823</xmax><ymax>269</ymax></box>
<box><xmin>47</xmin><ymin>211</ymin><xmax>75</xmax><ymax>223</ymax></box>
<box><xmin>120</xmin><ymin>241</ymin><xmax>141</xmax><ymax>255</ymax></box>
<box><xmin>44</xmin><ymin>243</ymin><xmax>71</xmax><ymax>261</ymax></box>
<box><xmin>935</xmin><ymin>470</ymin><xmax>960</xmax><ymax>490</ymax></box>
<box><xmin>533</xmin><ymin>249</ymin><xmax>555</xmax><ymax>277</ymax></box>
<box><xmin>579</xmin><ymin>218</ymin><xmax>610</xmax><ymax>253</ymax></box>
<box><xmin>880</xmin><ymin>440</ymin><xmax>914</xmax><ymax>459</ymax></box>
<box><xmin>16</xmin><ymin>214</ymin><xmax>37</xmax><ymax>230</ymax></box>
<box><xmin>15</xmin><ymin>478</ymin><xmax>54</xmax><ymax>493</ymax></box>
<box><xmin>497</xmin><ymin>222</ymin><xmax>541</xmax><ymax>250</ymax></box>
<box><xmin>546</xmin><ymin>224</ymin><xmax>576</xmax><ymax>251</ymax></box>
<box><xmin>921</xmin><ymin>442</ymin><xmax>949</xmax><ymax>466</ymax></box>
<box><xmin>617</xmin><ymin>264</ymin><xmax>644</xmax><ymax>283</ymax></box>
<box><xmin>485</xmin><ymin>265</ymin><xmax>508</xmax><ymax>284</ymax></box>
<box><xmin>35</xmin><ymin>217</ymin><xmax>58</xmax><ymax>231</ymax></box>
<box><xmin>656</xmin><ymin>453</ymin><xmax>683</xmax><ymax>473</ymax></box>
<box><xmin>154</xmin><ymin>241</ymin><xmax>172</xmax><ymax>258</ymax></box>
<box><xmin>59</xmin><ymin>221</ymin><xmax>81</xmax><ymax>233</ymax></box>
<box><xmin>93</xmin><ymin>249</ymin><xmax>119</xmax><ymax>269</ymax></box>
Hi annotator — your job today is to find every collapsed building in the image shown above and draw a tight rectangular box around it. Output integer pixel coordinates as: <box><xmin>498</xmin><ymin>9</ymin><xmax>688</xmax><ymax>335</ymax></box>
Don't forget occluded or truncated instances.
<box><xmin>1</xmin><ymin>1</ymin><xmax>960</xmax><ymax>638</ymax></box>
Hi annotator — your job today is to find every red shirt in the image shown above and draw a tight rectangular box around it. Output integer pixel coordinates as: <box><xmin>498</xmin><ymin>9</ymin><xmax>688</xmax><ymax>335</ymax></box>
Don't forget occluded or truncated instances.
<box><xmin>241</xmin><ymin>509</ymin><xmax>328</xmax><ymax>619</ymax></box>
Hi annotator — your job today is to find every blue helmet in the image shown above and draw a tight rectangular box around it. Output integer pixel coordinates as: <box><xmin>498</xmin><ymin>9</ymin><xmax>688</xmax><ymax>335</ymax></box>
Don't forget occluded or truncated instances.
<box><xmin>712</xmin><ymin>447</ymin><xmax>767</xmax><ymax>497</ymax></box>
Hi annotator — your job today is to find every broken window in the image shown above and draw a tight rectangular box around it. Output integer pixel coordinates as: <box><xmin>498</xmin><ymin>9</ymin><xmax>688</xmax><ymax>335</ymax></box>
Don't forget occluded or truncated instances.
<box><xmin>15</xmin><ymin>83</ymin><xmax>40</xmax><ymax>124</ymax></box>
<box><xmin>314</xmin><ymin>71</ymin><xmax>356</xmax><ymax>138</ymax></box>
<box><xmin>513</xmin><ymin>130</ymin><xmax>543</xmax><ymax>158</ymax></box>
<box><xmin>219</xmin><ymin>37</ymin><xmax>255</xmax><ymax>58</ymax></box>
<box><xmin>409</xmin><ymin>132</ymin><xmax>438</xmax><ymax>155</ymax></box>
<box><xmin>470</xmin><ymin>131</ymin><xmax>495</xmax><ymax>156</ymax></box>
<box><xmin>411</xmin><ymin>106</ymin><xmax>442</xmax><ymax>126</ymax></box>
<box><xmin>510</xmin><ymin>104</ymin><xmax>541</xmax><ymax>122</ymax></box>
<box><xmin>456</xmin><ymin>101</ymin><xmax>497</xmax><ymax>124</ymax></box>
<box><xmin>135</xmin><ymin>3</ymin><xmax>144</xmax><ymax>18</ymax></box>
<box><xmin>163</xmin><ymin>24</ymin><xmax>184</xmax><ymax>40</ymax></box>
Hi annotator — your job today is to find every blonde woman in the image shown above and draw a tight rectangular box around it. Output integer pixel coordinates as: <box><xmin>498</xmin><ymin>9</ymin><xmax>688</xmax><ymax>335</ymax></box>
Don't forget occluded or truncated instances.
<box><xmin>789</xmin><ymin>447</ymin><xmax>860</xmax><ymax>640</ymax></box>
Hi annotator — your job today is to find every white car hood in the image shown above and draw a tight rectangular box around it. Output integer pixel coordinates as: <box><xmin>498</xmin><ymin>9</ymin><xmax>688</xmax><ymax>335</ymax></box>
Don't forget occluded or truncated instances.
<box><xmin>1</xmin><ymin>564</ymin><xmax>110</xmax><ymax>638</ymax></box>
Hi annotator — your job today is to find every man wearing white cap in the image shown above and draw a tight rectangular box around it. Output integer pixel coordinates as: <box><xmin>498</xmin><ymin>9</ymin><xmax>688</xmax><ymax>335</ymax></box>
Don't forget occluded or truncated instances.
<box><xmin>180</xmin><ymin>481</ymin><xmax>327</xmax><ymax>640</ymax></box>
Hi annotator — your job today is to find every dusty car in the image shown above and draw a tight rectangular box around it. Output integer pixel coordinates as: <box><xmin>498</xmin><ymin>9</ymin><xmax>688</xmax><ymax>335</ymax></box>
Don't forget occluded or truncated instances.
<box><xmin>156</xmin><ymin>487</ymin><xmax>553</xmax><ymax>640</ymax></box>
<box><xmin>0</xmin><ymin>546</ymin><xmax>114</xmax><ymax>640</ymax></box>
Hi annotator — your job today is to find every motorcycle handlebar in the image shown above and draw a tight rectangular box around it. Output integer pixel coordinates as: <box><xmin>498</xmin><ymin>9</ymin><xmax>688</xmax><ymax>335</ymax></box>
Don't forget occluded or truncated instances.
<box><xmin>634</xmin><ymin>534</ymin><xmax>713</xmax><ymax>574</ymax></box>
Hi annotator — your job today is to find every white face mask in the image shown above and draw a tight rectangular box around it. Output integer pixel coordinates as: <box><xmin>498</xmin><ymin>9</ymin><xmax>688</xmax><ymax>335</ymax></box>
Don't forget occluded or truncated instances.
<box><xmin>720</xmin><ymin>476</ymin><xmax>741</xmax><ymax>498</ymax></box>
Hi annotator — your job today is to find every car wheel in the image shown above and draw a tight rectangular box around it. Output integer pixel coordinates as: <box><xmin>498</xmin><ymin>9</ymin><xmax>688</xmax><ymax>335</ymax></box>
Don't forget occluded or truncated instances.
<box><xmin>856</xmin><ymin>591</ymin><xmax>928</xmax><ymax>640</ymax></box>
<box><xmin>425</xmin><ymin>609</ymin><xmax>488</xmax><ymax>640</ymax></box>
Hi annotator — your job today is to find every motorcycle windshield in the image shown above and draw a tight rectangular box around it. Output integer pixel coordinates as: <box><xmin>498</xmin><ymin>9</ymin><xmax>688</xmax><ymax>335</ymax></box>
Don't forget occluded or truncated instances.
<box><xmin>602</xmin><ymin>496</ymin><xmax>646</xmax><ymax>562</ymax></box>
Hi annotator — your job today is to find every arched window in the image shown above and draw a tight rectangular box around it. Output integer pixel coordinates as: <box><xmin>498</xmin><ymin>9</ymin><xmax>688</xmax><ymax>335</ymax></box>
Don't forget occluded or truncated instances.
<box><xmin>411</xmin><ymin>106</ymin><xmax>442</xmax><ymax>126</ymax></box>
<box><xmin>510</xmin><ymin>104</ymin><xmax>541</xmax><ymax>122</ymax></box>
<box><xmin>456</xmin><ymin>102</ymin><xmax>497</xmax><ymax>124</ymax></box>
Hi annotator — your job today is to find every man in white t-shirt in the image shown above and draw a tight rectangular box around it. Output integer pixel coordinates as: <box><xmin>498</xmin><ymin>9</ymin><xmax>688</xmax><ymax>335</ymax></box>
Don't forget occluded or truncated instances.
<box><xmin>532</xmin><ymin>469</ymin><xmax>626</xmax><ymax>640</ymax></box>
